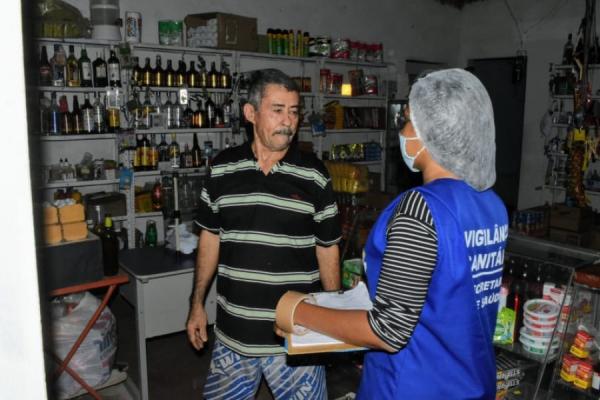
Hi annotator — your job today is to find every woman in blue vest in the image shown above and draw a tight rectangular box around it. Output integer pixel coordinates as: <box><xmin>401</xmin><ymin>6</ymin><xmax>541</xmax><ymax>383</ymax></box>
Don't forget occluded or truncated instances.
<box><xmin>276</xmin><ymin>68</ymin><xmax>508</xmax><ymax>399</ymax></box>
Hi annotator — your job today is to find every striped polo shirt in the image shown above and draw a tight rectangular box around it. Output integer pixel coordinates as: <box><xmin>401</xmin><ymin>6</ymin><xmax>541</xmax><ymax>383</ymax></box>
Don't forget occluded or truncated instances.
<box><xmin>196</xmin><ymin>141</ymin><xmax>341</xmax><ymax>356</ymax></box>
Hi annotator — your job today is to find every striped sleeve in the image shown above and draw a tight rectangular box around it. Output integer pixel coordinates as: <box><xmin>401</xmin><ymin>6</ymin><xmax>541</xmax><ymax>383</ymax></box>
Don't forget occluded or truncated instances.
<box><xmin>367</xmin><ymin>190</ymin><xmax>438</xmax><ymax>351</ymax></box>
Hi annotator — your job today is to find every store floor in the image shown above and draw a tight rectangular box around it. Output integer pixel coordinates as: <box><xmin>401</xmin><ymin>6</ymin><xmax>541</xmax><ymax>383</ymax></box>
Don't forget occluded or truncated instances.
<box><xmin>97</xmin><ymin>294</ymin><xmax>362</xmax><ymax>399</ymax></box>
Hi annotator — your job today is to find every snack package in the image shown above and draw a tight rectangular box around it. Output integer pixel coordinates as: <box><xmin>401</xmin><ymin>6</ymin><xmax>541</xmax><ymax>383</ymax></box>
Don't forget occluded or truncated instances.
<box><xmin>494</xmin><ymin>307</ymin><xmax>516</xmax><ymax>345</ymax></box>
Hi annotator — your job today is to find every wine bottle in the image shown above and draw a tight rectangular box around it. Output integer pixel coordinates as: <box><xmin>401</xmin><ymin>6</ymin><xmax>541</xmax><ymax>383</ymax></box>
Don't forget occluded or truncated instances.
<box><xmin>48</xmin><ymin>92</ymin><xmax>60</xmax><ymax>135</ymax></box>
<box><xmin>92</xmin><ymin>50</ymin><xmax>108</xmax><ymax>87</ymax></box>
<box><xmin>165</xmin><ymin>59</ymin><xmax>176</xmax><ymax>87</ymax></box>
<box><xmin>78</xmin><ymin>46</ymin><xmax>93</xmax><ymax>87</ymax></box>
<box><xmin>176</xmin><ymin>58</ymin><xmax>187</xmax><ymax>87</ymax></box>
<box><xmin>141</xmin><ymin>57</ymin><xmax>153</xmax><ymax>87</ymax></box>
<box><xmin>71</xmin><ymin>95</ymin><xmax>83</xmax><ymax>134</ymax></box>
<box><xmin>192</xmin><ymin>133</ymin><xmax>202</xmax><ymax>167</ymax></box>
<box><xmin>154</xmin><ymin>55</ymin><xmax>165</xmax><ymax>87</ymax></box>
<box><xmin>39</xmin><ymin>45</ymin><xmax>52</xmax><ymax>86</ymax></box>
<box><xmin>107</xmin><ymin>47</ymin><xmax>121</xmax><ymax>87</ymax></box>
<box><xmin>59</xmin><ymin>95</ymin><xmax>73</xmax><ymax>134</ymax></box>
<box><xmin>169</xmin><ymin>133</ymin><xmax>180</xmax><ymax>168</ymax></box>
<box><xmin>101</xmin><ymin>214</ymin><xmax>119</xmax><ymax>276</ymax></box>
<box><xmin>50</xmin><ymin>44</ymin><xmax>66</xmax><ymax>87</ymax></box>
<box><xmin>81</xmin><ymin>93</ymin><xmax>94</xmax><ymax>134</ymax></box>
<box><xmin>188</xmin><ymin>60</ymin><xmax>199</xmax><ymax>88</ymax></box>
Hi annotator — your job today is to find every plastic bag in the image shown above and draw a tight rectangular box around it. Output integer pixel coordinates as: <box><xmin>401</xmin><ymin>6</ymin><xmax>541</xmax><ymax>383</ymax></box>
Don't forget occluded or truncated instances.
<box><xmin>50</xmin><ymin>291</ymin><xmax>117</xmax><ymax>399</ymax></box>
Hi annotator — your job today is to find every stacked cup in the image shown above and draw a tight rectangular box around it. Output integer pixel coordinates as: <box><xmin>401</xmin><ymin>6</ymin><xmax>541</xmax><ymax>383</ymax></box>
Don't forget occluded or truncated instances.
<box><xmin>519</xmin><ymin>299</ymin><xmax>560</xmax><ymax>356</ymax></box>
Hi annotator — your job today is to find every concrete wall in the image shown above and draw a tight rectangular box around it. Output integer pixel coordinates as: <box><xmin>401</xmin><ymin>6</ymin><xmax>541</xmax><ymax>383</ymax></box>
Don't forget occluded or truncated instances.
<box><xmin>456</xmin><ymin>0</ymin><xmax>586</xmax><ymax>209</ymax></box>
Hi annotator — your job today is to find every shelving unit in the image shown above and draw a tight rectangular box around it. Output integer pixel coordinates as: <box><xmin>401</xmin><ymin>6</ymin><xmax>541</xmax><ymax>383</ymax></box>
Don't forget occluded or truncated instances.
<box><xmin>36</xmin><ymin>37</ymin><xmax>393</xmax><ymax>247</ymax></box>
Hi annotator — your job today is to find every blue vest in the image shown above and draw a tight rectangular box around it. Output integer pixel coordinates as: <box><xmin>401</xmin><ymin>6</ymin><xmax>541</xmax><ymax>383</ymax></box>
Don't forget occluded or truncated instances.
<box><xmin>358</xmin><ymin>179</ymin><xmax>508</xmax><ymax>399</ymax></box>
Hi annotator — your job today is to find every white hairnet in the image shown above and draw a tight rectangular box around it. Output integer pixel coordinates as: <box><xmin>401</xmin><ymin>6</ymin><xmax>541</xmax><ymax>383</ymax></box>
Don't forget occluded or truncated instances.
<box><xmin>408</xmin><ymin>68</ymin><xmax>496</xmax><ymax>191</ymax></box>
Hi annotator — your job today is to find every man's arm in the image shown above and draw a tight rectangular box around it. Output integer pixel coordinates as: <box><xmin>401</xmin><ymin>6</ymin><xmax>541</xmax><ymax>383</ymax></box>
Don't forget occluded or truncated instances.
<box><xmin>316</xmin><ymin>244</ymin><xmax>340</xmax><ymax>291</ymax></box>
<box><xmin>186</xmin><ymin>230</ymin><xmax>220</xmax><ymax>350</ymax></box>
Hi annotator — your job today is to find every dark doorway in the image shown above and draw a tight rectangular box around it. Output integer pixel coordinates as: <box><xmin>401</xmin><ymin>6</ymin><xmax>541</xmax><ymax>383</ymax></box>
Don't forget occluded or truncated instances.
<box><xmin>468</xmin><ymin>57</ymin><xmax>527</xmax><ymax>215</ymax></box>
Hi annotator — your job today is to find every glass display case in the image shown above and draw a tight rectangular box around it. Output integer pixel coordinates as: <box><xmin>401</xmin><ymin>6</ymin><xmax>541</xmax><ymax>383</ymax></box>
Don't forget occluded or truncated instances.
<box><xmin>496</xmin><ymin>233</ymin><xmax>600</xmax><ymax>399</ymax></box>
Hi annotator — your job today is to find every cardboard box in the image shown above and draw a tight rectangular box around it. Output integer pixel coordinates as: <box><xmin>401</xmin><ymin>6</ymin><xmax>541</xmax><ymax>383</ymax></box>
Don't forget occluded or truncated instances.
<box><xmin>184</xmin><ymin>13</ymin><xmax>258</xmax><ymax>51</ymax></box>
<box><xmin>549</xmin><ymin>228</ymin><xmax>591</xmax><ymax>248</ymax></box>
<box><xmin>550</xmin><ymin>204</ymin><xmax>593</xmax><ymax>232</ymax></box>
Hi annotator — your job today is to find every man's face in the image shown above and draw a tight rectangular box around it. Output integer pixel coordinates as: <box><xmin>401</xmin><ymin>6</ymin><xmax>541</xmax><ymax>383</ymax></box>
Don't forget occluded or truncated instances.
<box><xmin>245</xmin><ymin>84</ymin><xmax>300</xmax><ymax>152</ymax></box>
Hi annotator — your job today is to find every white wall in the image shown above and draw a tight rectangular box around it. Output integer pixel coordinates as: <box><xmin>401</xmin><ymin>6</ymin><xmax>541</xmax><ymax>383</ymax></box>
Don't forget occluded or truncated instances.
<box><xmin>456</xmin><ymin>0</ymin><xmax>585</xmax><ymax>209</ymax></box>
<box><xmin>1</xmin><ymin>0</ymin><xmax>47</xmax><ymax>398</ymax></box>
<box><xmin>65</xmin><ymin>0</ymin><xmax>462</xmax><ymax>93</ymax></box>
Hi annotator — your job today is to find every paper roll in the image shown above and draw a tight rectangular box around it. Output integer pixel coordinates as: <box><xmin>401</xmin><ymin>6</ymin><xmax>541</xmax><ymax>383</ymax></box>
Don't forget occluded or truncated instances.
<box><xmin>275</xmin><ymin>291</ymin><xmax>312</xmax><ymax>335</ymax></box>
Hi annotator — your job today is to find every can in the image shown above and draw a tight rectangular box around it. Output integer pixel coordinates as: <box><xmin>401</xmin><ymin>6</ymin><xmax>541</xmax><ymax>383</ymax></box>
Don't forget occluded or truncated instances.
<box><xmin>125</xmin><ymin>11</ymin><xmax>142</xmax><ymax>43</ymax></box>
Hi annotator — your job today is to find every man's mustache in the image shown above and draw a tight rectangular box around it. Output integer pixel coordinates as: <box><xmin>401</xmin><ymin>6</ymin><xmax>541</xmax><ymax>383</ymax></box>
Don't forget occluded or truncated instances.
<box><xmin>275</xmin><ymin>127</ymin><xmax>295</xmax><ymax>137</ymax></box>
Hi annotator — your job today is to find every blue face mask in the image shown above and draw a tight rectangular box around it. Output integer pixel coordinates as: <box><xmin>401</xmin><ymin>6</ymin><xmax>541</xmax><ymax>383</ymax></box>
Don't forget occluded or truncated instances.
<box><xmin>399</xmin><ymin>134</ymin><xmax>425</xmax><ymax>173</ymax></box>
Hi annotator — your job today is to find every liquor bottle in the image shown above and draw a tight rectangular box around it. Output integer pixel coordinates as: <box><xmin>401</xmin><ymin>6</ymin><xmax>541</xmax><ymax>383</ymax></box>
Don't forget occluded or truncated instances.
<box><xmin>59</xmin><ymin>95</ymin><xmax>73</xmax><ymax>134</ymax></box>
<box><xmin>151</xmin><ymin>180</ymin><xmax>163</xmax><ymax>211</ymax></box>
<box><xmin>183</xmin><ymin>143</ymin><xmax>193</xmax><ymax>168</ymax></box>
<box><xmin>71</xmin><ymin>95</ymin><xmax>83</xmax><ymax>134</ymax></box>
<box><xmin>141</xmin><ymin>90</ymin><xmax>153</xmax><ymax>129</ymax></box>
<box><xmin>81</xmin><ymin>93</ymin><xmax>94</xmax><ymax>134</ymax></box>
<box><xmin>198</xmin><ymin>57</ymin><xmax>208</xmax><ymax>88</ymax></box>
<box><xmin>48</xmin><ymin>92</ymin><xmax>60</xmax><ymax>135</ymax></box>
<box><xmin>220</xmin><ymin>60</ymin><xmax>231</xmax><ymax>89</ymax></box>
<box><xmin>149</xmin><ymin>134</ymin><xmax>159</xmax><ymax>170</ymax></box>
<box><xmin>101</xmin><ymin>214</ymin><xmax>119</xmax><ymax>276</ymax></box>
<box><xmin>92</xmin><ymin>93</ymin><xmax>106</xmax><ymax>133</ymax></box>
<box><xmin>107</xmin><ymin>47</ymin><xmax>121</xmax><ymax>87</ymax></box>
<box><xmin>193</xmin><ymin>99</ymin><xmax>205</xmax><ymax>128</ymax></box>
<box><xmin>39</xmin><ymin>93</ymin><xmax>51</xmax><ymax>134</ymax></box>
<box><xmin>154</xmin><ymin>55</ymin><xmax>165</xmax><ymax>87</ymax></box>
<box><xmin>66</xmin><ymin>45</ymin><xmax>80</xmax><ymax>87</ymax></box>
<box><xmin>107</xmin><ymin>104</ymin><xmax>120</xmax><ymax>133</ymax></box>
<box><xmin>187</xmin><ymin>60</ymin><xmax>199</xmax><ymax>88</ymax></box>
<box><xmin>133</xmin><ymin>134</ymin><xmax>142</xmax><ymax>171</ymax></box>
<box><xmin>182</xmin><ymin>100</ymin><xmax>193</xmax><ymax>129</ymax></box>
<box><xmin>131</xmin><ymin>56</ymin><xmax>142</xmax><ymax>86</ymax></box>
<box><xmin>141</xmin><ymin>57</ymin><xmax>153</xmax><ymax>87</ymax></box>
<box><xmin>562</xmin><ymin>33</ymin><xmax>574</xmax><ymax>65</ymax></box>
<box><xmin>137</xmin><ymin>134</ymin><xmax>150</xmax><ymax>171</ymax></box>
<box><xmin>158</xmin><ymin>133</ymin><xmax>169</xmax><ymax>162</ymax></box>
<box><xmin>92</xmin><ymin>50</ymin><xmax>108</xmax><ymax>87</ymax></box>
<box><xmin>303</xmin><ymin>32</ymin><xmax>310</xmax><ymax>57</ymax></box>
<box><xmin>205</xmin><ymin>95</ymin><xmax>216</xmax><ymax>128</ymax></box>
<box><xmin>222</xmin><ymin>98</ymin><xmax>232</xmax><ymax>128</ymax></box>
<box><xmin>176</xmin><ymin>58</ymin><xmax>187</xmax><ymax>87</ymax></box>
<box><xmin>172</xmin><ymin>92</ymin><xmax>183</xmax><ymax>128</ymax></box>
<box><xmin>192</xmin><ymin>132</ymin><xmax>202</xmax><ymax>167</ymax></box>
<box><xmin>164</xmin><ymin>93</ymin><xmax>174</xmax><ymax>129</ymax></box>
<box><xmin>50</xmin><ymin>44</ymin><xmax>66</xmax><ymax>87</ymax></box>
<box><xmin>208</xmin><ymin>61</ymin><xmax>219</xmax><ymax>89</ymax></box>
<box><xmin>39</xmin><ymin>45</ymin><xmax>52</xmax><ymax>86</ymax></box>
<box><xmin>78</xmin><ymin>46</ymin><xmax>93</xmax><ymax>87</ymax></box>
<box><xmin>165</xmin><ymin>59</ymin><xmax>176</xmax><ymax>87</ymax></box>
<box><xmin>152</xmin><ymin>91</ymin><xmax>163</xmax><ymax>128</ymax></box>
<box><xmin>92</xmin><ymin>205</ymin><xmax>105</xmax><ymax>238</ymax></box>
<box><xmin>296</xmin><ymin>30</ymin><xmax>303</xmax><ymax>57</ymax></box>
<box><xmin>169</xmin><ymin>133</ymin><xmax>180</xmax><ymax>168</ymax></box>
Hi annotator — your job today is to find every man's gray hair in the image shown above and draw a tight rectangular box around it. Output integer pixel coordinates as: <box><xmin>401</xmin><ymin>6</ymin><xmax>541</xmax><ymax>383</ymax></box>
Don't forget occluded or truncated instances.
<box><xmin>247</xmin><ymin>69</ymin><xmax>300</xmax><ymax>109</ymax></box>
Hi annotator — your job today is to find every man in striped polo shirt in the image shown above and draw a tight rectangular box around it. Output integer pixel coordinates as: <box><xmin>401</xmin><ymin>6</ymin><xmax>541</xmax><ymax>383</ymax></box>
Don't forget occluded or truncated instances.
<box><xmin>187</xmin><ymin>69</ymin><xmax>341</xmax><ymax>400</ymax></box>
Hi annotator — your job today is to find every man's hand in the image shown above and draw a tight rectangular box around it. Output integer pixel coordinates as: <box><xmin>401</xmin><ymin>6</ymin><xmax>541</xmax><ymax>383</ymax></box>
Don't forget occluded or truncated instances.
<box><xmin>187</xmin><ymin>304</ymin><xmax>209</xmax><ymax>350</ymax></box>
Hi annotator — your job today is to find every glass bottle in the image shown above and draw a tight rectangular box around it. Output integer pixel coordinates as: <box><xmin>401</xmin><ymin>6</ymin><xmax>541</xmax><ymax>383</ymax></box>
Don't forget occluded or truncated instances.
<box><xmin>165</xmin><ymin>59</ymin><xmax>176</xmax><ymax>87</ymax></box>
<box><xmin>172</xmin><ymin>92</ymin><xmax>183</xmax><ymax>129</ymax></box>
<box><xmin>39</xmin><ymin>45</ymin><xmax>52</xmax><ymax>86</ymax></box>
<box><xmin>141</xmin><ymin>57</ymin><xmax>153</xmax><ymax>87</ymax></box>
<box><xmin>107</xmin><ymin>103</ymin><xmax>120</xmax><ymax>133</ymax></box>
<box><xmin>50</xmin><ymin>44</ymin><xmax>66</xmax><ymax>87</ymax></box>
<box><xmin>205</xmin><ymin>95</ymin><xmax>216</xmax><ymax>128</ymax></box>
<box><xmin>198</xmin><ymin>57</ymin><xmax>208</xmax><ymax>88</ymax></box>
<box><xmin>133</xmin><ymin>134</ymin><xmax>142</xmax><ymax>171</ymax></box>
<box><xmin>150</xmin><ymin>134</ymin><xmax>159</xmax><ymax>170</ymax></box>
<box><xmin>141</xmin><ymin>89</ymin><xmax>154</xmax><ymax>129</ymax></box>
<box><xmin>164</xmin><ymin>92</ymin><xmax>174</xmax><ymax>129</ymax></box>
<box><xmin>222</xmin><ymin>97</ymin><xmax>232</xmax><ymax>128</ymax></box>
<box><xmin>182</xmin><ymin>99</ymin><xmax>193</xmax><ymax>129</ymax></box>
<box><xmin>92</xmin><ymin>50</ymin><xmax>108</xmax><ymax>87</ymax></box>
<box><xmin>152</xmin><ymin>91</ymin><xmax>163</xmax><ymax>128</ymax></box>
<box><xmin>78</xmin><ymin>46</ymin><xmax>93</xmax><ymax>87</ymax></box>
<box><xmin>184</xmin><ymin>143</ymin><xmax>194</xmax><ymax>168</ymax></box>
<box><xmin>92</xmin><ymin>205</ymin><xmax>104</xmax><ymax>238</ymax></box>
<box><xmin>140</xmin><ymin>134</ymin><xmax>151</xmax><ymax>171</ymax></box>
<box><xmin>101</xmin><ymin>214</ymin><xmax>119</xmax><ymax>276</ymax></box>
<box><xmin>81</xmin><ymin>93</ymin><xmax>94</xmax><ymax>134</ymax></box>
<box><xmin>169</xmin><ymin>133</ymin><xmax>180</xmax><ymax>168</ymax></box>
<box><xmin>145</xmin><ymin>220</ymin><xmax>158</xmax><ymax>247</ymax></box>
<box><xmin>220</xmin><ymin>60</ymin><xmax>231</xmax><ymax>89</ymax></box>
<box><xmin>208</xmin><ymin>61</ymin><xmax>219</xmax><ymax>89</ymax></box>
<box><xmin>154</xmin><ymin>55</ymin><xmax>165</xmax><ymax>87</ymax></box>
<box><xmin>107</xmin><ymin>47</ymin><xmax>121</xmax><ymax>87</ymax></box>
<box><xmin>151</xmin><ymin>181</ymin><xmax>163</xmax><ymax>211</ymax></box>
<box><xmin>71</xmin><ymin>95</ymin><xmax>83</xmax><ymax>134</ymax></box>
<box><xmin>192</xmin><ymin>132</ymin><xmax>202</xmax><ymax>167</ymax></box>
<box><xmin>193</xmin><ymin>98</ymin><xmax>205</xmax><ymax>128</ymax></box>
<box><xmin>59</xmin><ymin>95</ymin><xmax>73</xmax><ymax>134</ymax></box>
<box><xmin>48</xmin><ymin>92</ymin><xmax>60</xmax><ymax>135</ymax></box>
<box><xmin>187</xmin><ymin>60</ymin><xmax>199</xmax><ymax>88</ymax></box>
<box><xmin>39</xmin><ymin>93</ymin><xmax>51</xmax><ymax>135</ymax></box>
<box><xmin>158</xmin><ymin>133</ymin><xmax>169</xmax><ymax>163</ymax></box>
<box><xmin>131</xmin><ymin>56</ymin><xmax>142</xmax><ymax>87</ymax></box>
<box><xmin>176</xmin><ymin>58</ymin><xmax>187</xmax><ymax>87</ymax></box>
<box><xmin>92</xmin><ymin>93</ymin><xmax>106</xmax><ymax>133</ymax></box>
